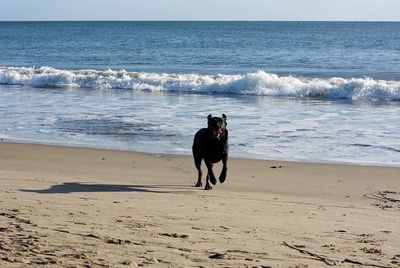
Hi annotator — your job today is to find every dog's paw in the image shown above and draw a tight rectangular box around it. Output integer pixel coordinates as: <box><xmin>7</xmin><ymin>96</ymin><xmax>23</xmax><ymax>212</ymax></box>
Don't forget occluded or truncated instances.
<box><xmin>194</xmin><ymin>181</ymin><xmax>202</xmax><ymax>187</ymax></box>
<box><xmin>219</xmin><ymin>168</ymin><xmax>227</xmax><ymax>183</ymax></box>
<box><xmin>219</xmin><ymin>174</ymin><xmax>226</xmax><ymax>183</ymax></box>
<box><xmin>204</xmin><ymin>184</ymin><xmax>213</xmax><ymax>190</ymax></box>
<box><xmin>209</xmin><ymin>174</ymin><xmax>217</xmax><ymax>185</ymax></box>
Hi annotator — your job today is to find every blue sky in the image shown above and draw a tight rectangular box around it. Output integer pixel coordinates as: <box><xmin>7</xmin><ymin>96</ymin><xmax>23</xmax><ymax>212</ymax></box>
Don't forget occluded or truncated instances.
<box><xmin>0</xmin><ymin>0</ymin><xmax>399</xmax><ymax>21</ymax></box>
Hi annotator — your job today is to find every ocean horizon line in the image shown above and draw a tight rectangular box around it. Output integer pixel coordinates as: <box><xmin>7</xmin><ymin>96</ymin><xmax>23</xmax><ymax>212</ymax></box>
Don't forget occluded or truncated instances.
<box><xmin>1</xmin><ymin>20</ymin><xmax>400</xmax><ymax>23</ymax></box>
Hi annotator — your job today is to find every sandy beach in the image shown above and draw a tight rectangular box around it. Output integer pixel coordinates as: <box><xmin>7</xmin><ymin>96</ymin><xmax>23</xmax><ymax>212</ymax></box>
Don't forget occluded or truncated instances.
<box><xmin>0</xmin><ymin>142</ymin><xmax>399</xmax><ymax>267</ymax></box>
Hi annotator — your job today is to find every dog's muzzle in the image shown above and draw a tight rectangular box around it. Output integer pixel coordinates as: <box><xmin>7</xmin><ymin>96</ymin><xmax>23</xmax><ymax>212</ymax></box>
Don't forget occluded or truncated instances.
<box><xmin>216</xmin><ymin>128</ymin><xmax>224</xmax><ymax>139</ymax></box>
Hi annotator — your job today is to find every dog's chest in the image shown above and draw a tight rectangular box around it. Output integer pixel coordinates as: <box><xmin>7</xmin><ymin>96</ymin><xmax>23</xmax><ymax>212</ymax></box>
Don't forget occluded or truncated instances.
<box><xmin>206</xmin><ymin>140</ymin><xmax>226</xmax><ymax>161</ymax></box>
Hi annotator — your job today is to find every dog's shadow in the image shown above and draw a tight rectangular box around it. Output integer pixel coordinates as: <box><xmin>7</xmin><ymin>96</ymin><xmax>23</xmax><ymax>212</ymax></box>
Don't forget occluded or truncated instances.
<box><xmin>20</xmin><ymin>182</ymin><xmax>193</xmax><ymax>194</ymax></box>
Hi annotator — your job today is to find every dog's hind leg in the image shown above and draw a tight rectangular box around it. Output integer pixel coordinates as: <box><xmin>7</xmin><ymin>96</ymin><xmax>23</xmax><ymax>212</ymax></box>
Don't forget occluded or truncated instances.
<box><xmin>194</xmin><ymin>155</ymin><xmax>203</xmax><ymax>187</ymax></box>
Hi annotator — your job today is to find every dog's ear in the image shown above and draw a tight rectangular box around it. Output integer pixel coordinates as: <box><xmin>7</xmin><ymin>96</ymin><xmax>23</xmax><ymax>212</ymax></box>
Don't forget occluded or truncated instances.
<box><xmin>222</xmin><ymin>114</ymin><xmax>227</xmax><ymax>125</ymax></box>
<box><xmin>207</xmin><ymin>114</ymin><xmax>213</xmax><ymax>120</ymax></box>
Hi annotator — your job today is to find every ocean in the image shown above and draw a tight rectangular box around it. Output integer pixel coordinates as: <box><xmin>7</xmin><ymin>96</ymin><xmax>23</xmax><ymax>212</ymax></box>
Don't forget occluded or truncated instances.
<box><xmin>0</xmin><ymin>21</ymin><xmax>399</xmax><ymax>166</ymax></box>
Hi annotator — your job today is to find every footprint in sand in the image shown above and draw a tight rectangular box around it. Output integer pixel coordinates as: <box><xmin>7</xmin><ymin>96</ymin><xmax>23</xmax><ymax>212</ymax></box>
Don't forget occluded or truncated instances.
<box><xmin>360</xmin><ymin>247</ymin><xmax>382</xmax><ymax>255</ymax></box>
<box><xmin>209</xmin><ymin>252</ymin><xmax>228</xmax><ymax>259</ymax></box>
<box><xmin>159</xmin><ymin>232</ymin><xmax>189</xmax><ymax>239</ymax></box>
<box><xmin>391</xmin><ymin>254</ymin><xmax>400</xmax><ymax>265</ymax></box>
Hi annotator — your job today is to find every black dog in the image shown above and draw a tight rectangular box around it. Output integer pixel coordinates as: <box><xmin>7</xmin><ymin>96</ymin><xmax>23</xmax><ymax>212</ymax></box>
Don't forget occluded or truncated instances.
<box><xmin>192</xmin><ymin>114</ymin><xmax>228</xmax><ymax>190</ymax></box>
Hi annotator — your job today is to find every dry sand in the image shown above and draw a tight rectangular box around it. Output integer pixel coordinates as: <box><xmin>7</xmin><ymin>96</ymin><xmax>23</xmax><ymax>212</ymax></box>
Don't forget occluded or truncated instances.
<box><xmin>0</xmin><ymin>142</ymin><xmax>399</xmax><ymax>267</ymax></box>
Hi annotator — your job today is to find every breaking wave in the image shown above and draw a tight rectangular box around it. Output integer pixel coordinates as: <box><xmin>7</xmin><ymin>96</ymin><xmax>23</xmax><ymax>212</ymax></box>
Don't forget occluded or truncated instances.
<box><xmin>1</xmin><ymin>66</ymin><xmax>400</xmax><ymax>101</ymax></box>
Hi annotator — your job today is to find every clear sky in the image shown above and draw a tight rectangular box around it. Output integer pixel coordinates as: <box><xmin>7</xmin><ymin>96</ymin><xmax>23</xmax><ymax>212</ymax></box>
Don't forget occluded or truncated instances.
<box><xmin>0</xmin><ymin>0</ymin><xmax>399</xmax><ymax>21</ymax></box>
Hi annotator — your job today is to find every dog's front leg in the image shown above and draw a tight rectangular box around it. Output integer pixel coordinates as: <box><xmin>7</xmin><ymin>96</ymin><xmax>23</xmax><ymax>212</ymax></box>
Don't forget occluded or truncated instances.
<box><xmin>219</xmin><ymin>153</ymin><xmax>228</xmax><ymax>183</ymax></box>
<box><xmin>204</xmin><ymin>160</ymin><xmax>216</xmax><ymax>189</ymax></box>
<box><xmin>204</xmin><ymin>173</ymin><xmax>212</xmax><ymax>190</ymax></box>
<box><xmin>193</xmin><ymin>155</ymin><xmax>203</xmax><ymax>187</ymax></box>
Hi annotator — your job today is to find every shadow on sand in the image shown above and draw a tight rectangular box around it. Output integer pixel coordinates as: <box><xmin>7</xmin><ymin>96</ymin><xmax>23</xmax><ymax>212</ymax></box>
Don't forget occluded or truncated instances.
<box><xmin>20</xmin><ymin>182</ymin><xmax>194</xmax><ymax>194</ymax></box>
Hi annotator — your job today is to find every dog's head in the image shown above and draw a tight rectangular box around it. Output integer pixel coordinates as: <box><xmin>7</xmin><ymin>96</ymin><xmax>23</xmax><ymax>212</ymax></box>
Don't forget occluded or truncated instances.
<box><xmin>207</xmin><ymin>114</ymin><xmax>227</xmax><ymax>140</ymax></box>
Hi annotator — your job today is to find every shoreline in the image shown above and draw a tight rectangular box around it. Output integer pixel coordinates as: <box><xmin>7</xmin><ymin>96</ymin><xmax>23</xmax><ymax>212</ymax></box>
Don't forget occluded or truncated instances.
<box><xmin>2</xmin><ymin>139</ymin><xmax>400</xmax><ymax>168</ymax></box>
<box><xmin>1</xmin><ymin>142</ymin><xmax>399</xmax><ymax>267</ymax></box>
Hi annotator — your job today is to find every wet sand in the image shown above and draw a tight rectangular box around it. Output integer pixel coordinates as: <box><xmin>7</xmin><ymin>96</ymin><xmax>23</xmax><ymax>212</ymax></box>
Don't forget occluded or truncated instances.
<box><xmin>0</xmin><ymin>142</ymin><xmax>399</xmax><ymax>267</ymax></box>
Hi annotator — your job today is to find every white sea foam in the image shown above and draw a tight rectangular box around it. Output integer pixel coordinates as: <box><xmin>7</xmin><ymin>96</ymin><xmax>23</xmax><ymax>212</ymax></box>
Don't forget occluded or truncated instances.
<box><xmin>1</xmin><ymin>66</ymin><xmax>400</xmax><ymax>101</ymax></box>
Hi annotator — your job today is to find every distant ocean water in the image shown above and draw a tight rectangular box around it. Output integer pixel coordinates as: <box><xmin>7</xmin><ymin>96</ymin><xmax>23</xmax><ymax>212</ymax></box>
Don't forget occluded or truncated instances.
<box><xmin>0</xmin><ymin>22</ymin><xmax>399</xmax><ymax>166</ymax></box>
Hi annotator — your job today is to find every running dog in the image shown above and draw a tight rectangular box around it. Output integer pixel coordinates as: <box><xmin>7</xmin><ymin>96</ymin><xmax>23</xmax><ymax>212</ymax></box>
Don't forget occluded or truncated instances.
<box><xmin>192</xmin><ymin>114</ymin><xmax>228</xmax><ymax>190</ymax></box>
